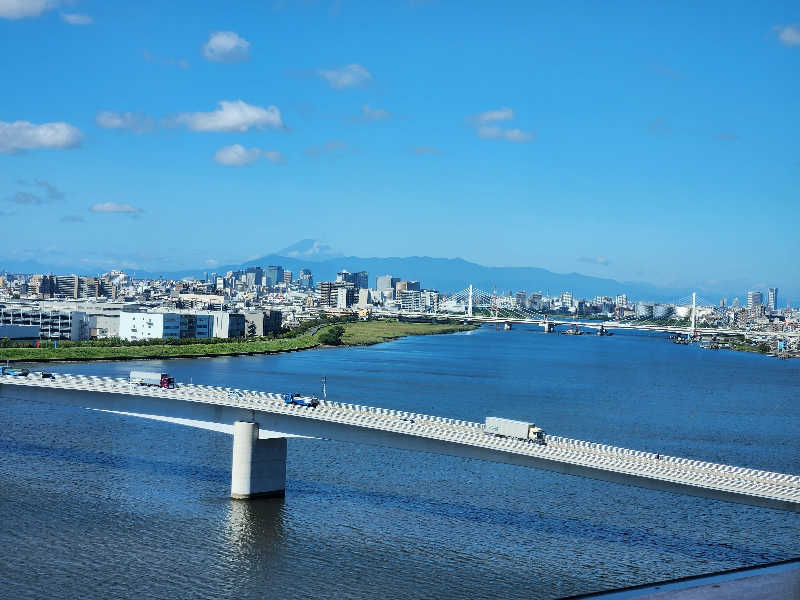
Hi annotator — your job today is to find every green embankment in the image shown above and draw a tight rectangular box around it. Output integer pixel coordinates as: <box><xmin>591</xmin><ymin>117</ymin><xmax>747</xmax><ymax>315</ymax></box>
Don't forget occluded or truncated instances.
<box><xmin>340</xmin><ymin>321</ymin><xmax>477</xmax><ymax>345</ymax></box>
<box><xmin>0</xmin><ymin>320</ymin><xmax>476</xmax><ymax>363</ymax></box>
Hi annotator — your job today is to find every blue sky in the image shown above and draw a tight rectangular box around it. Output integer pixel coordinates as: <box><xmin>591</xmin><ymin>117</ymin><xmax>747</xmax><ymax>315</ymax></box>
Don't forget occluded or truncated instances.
<box><xmin>1</xmin><ymin>1</ymin><xmax>798</xmax><ymax>296</ymax></box>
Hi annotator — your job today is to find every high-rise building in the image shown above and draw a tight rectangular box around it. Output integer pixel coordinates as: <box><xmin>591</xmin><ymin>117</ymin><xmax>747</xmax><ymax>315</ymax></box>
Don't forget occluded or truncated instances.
<box><xmin>515</xmin><ymin>291</ymin><xmax>526</xmax><ymax>307</ymax></box>
<box><xmin>319</xmin><ymin>281</ymin><xmax>355</xmax><ymax>307</ymax></box>
<box><xmin>615</xmin><ymin>294</ymin><xmax>628</xmax><ymax>307</ymax></box>
<box><xmin>376</xmin><ymin>275</ymin><xmax>400</xmax><ymax>294</ymax></box>
<box><xmin>299</xmin><ymin>269</ymin><xmax>313</xmax><ymax>288</ymax></box>
<box><xmin>560</xmin><ymin>291</ymin><xmax>573</xmax><ymax>309</ymax></box>
<box><xmin>746</xmin><ymin>291</ymin><xmax>763</xmax><ymax>309</ymax></box>
<box><xmin>265</xmin><ymin>265</ymin><xmax>284</xmax><ymax>287</ymax></box>
<box><xmin>283</xmin><ymin>270</ymin><xmax>293</xmax><ymax>285</ymax></box>
<box><xmin>768</xmin><ymin>287</ymin><xmax>778</xmax><ymax>312</ymax></box>
<box><xmin>355</xmin><ymin>271</ymin><xmax>369</xmax><ymax>290</ymax></box>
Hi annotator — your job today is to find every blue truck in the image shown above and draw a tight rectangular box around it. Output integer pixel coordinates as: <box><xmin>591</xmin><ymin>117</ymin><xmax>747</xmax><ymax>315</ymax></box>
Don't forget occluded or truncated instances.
<box><xmin>283</xmin><ymin>393</ymin><xmax>320</xmax><ymax>408</ymax></box>
<box><xmin>1</xmin><ymin>366</ymin><xmax>29</xmax><ymax>377</ymax></box>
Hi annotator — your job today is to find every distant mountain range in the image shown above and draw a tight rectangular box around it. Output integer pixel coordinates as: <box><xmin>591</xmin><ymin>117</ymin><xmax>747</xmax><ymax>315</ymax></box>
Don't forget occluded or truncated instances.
<box><xmin>0</xmin><ymin>240</ymin><xmax>776</xmax><ymax>303</ymax></box>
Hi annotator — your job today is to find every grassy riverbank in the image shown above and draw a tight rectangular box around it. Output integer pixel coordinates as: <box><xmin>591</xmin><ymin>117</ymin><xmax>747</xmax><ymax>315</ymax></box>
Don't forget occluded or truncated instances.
<box><xmin>0</xmin><ymin>320</ymin><xmax>477</xmax><ymax>363</ymax></box>
<box><xmin>340</xmin><ymin>320</ymin><xmax>478</xmax><ymax>345</ymax></box>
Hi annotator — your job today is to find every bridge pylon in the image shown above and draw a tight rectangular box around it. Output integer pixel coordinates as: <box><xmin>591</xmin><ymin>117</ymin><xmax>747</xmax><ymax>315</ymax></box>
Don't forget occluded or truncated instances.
<box><xmin>467</xmin><ymin>284</ymin><xmax>473</xmax><ymax>318</ymax></box>
<box><xmin>231</xmin><ymin>421</ymin><xmax>287</xmax><ymax>499</ymax></box>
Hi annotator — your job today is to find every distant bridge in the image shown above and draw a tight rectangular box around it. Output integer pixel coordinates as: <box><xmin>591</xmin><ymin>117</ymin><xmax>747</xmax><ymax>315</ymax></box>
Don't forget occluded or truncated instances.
<box><xmin>434</xmin><ymin>286</ymin><xmax>800</xmax><ymax>338</ymax></box>
<box><xmin>2</xmin><ymin>373</ymin><xmax>798</xmax><ymax>512</ymax></box>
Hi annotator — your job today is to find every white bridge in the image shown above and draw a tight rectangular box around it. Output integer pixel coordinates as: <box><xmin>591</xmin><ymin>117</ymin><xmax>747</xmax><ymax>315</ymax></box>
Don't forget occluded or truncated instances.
<box><xmin>2</xmin><ymin>373</ymin><xmax>798</xmax><ymax>512</ymax></box>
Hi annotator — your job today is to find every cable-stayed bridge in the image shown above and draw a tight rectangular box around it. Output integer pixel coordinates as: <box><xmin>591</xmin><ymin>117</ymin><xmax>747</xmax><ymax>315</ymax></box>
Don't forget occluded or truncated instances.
<box><xmin>435</xmin><ymin>285</ymin><xmax>799</xmax><ymax>338</ymax></box>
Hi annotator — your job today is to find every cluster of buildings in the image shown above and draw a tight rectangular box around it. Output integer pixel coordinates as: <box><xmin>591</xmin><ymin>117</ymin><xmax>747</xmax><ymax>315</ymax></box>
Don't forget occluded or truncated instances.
<box><xmin>0</xmin><ymin>266</ymin><xmax>794</xmax><ymax>343</ymax></box>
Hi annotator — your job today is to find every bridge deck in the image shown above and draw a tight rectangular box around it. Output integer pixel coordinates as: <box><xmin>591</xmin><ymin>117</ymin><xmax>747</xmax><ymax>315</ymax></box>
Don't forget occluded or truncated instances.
<box><xmin>2</xmin><ymin>373</ymin><xmax>798</xmax><ymax>512</ymax></box>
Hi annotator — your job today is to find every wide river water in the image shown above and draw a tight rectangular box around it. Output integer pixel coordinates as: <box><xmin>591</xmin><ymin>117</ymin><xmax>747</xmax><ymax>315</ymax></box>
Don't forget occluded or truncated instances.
<box><xmin>1</xmin><ymin>325</ymin><xmax>798</xmax><ymax>599</ymax></box>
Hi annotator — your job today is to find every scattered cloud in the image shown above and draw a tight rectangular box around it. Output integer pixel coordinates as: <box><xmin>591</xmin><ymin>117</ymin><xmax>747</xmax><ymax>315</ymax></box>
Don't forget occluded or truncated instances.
<box><xmin>317</xmin><ymin>64</ymin><xmax>372</xmax><ymax>89</ymax></box>
<box><xmin>143</xmin><ymin>50</ymin><xmax>189</xmax><ymax>69</ymax></box>
<box><xmin>264</xmin><ymin>150</ymin><xmax>285</xmax><ymax>164</ymax></box>
<box><xmin>0</xmin><ymin>120</ymin><xmax>83</xmax><ymax>154</ymax></box>
<box><xmin>61</xmin><ymin>12</ymin><xmax>92</xmax><ymax>25</ymax></box>
<box><xmin>578</xmin><ymin>256</ymin><xmax>610</xmax><ymax>266</ymax></box>
<box><xmin>172</xmin><ymin>100</ymin><xmax>284</xmax><ymax>132</ymax></box>
<box><xmin>203</xmin><ymin>31</ymin><xmax>251</xmax><ymax>63</ymax></box>
<box><xmin>774</xmin><ymin>25</ymin><xmax>800</xmax><ymax>47</ymax></box>
<box><xmin>648</xmin><ymin>118</ymin><xmax>670</xmax><ymax>135</ymax></box>
<box><xmin>35</xmin><ymin>180</ymin><xmax>63</xmax><ymax>200</ymax></box>
<box><xmin>204</xmin><ymin>258</ymin><xmax>219</xmax><ymax>267</ymax></box>
<box><xmin>476</xmin><ymin>126</ymin><xmax>533</xmax><ymax>142</ymax></box>
<box><xmin>360</xmin><ymin>104</ymin><xmax>390</xmax><ymax>121</ymax></box>
<box><xmin>470</xmin><ymin>107</ymin><xmax>514</xmax><ymax>126</ymax></box>
<box><xmin>466</xmin><ymin>108</ymin><xmax>534</xmax><ymax>142</ymax></box>
<box><xmin>304</xmin><ymin>140</ymin><xmax>355</xmax><ymax>156</ymax></box>
<box><xmin>413</xmin><ymin>146</ymin><xmax>442</xmax><ymax>154</ymax></box>
<box><xmin>11</xmin><ymin>192</ymin><xmax>47</xmax><ymax>205</ymax></box>
<box><xmin>60</xmin><ymin>215</ymin><xmax>85</xmax><ymax>223</ymax></box>
<box><xmin>90</xmin><ymin>202</ymin><xmax>141</xmax><ymax>214</ymax></box>
<box><xmin>0</xmin><ymin>0</ymin><xmax>58</xmax><ymax>19</ymax></box>
<box><xmin>95</xmin><ymin>110</ymin><xmax>155</xmax><ymax>134</ymax></box>
<box><xmin>213</xmin><ymin>144</ymin><xmax>285</xmax><ymax>166</ymax></box>
<box><xmin>717</xmin><ymin>132</ymin><xmax>739</xmax><ymax>142</ymax></box>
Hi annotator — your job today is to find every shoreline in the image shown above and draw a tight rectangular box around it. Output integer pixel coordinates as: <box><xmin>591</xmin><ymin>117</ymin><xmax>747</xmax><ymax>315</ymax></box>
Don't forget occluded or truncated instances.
<box><xmin>0</xmin><ymin>321</ymin><xmax>479</xmax><ymax>365</ymax></box>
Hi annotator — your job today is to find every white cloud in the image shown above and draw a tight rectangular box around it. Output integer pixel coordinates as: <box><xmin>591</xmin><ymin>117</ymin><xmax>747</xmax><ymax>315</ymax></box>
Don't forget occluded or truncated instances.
<box><xmin>503</xmin><ymin>128</ymin><xmax>534</xmax><ymax>142</ymax></box>
<box><xmin>467</xmin><ymin>108</ymin><xmax>534</xmax><ymax>143</ymax></box>
<box><xmin>61</xmin><ymin>12</ymin><xmax>92</xmax><ymax>25</ymax></box>
<box><xmin>214</xmin><ymin>144</ymin><xmax>262</xmax><ymax>166</ymax></box>
<box><xmin>0</xmin><ymin>0</ymin><xmax>58</xmax><ymax>19</ymax></box>
<box><xmin>774</xmin><ymin>25</ymin><xmax>800</xmax><ymax>47</ymax></box>
<box><xmin>174</xmin><ymin>100</ymin><xmax>284</xmax><ymax>132</ymax></box>
<box><xmin>95</xmin><ymin>111</ymin><xmax>154</xmax><ymax>133</ymax></box>
<box><xmin>203</xmin><ymin>31</ymin><xmax>251</xmax><ymax>63</ymax></box>
<box><xmin>361</xmin><ymin>104</ymin><xmax>390</xmax><ymax>121</ymax></box>
<box><xmin>472</xmin><ymin>107</ymin><xmax>514</xmax><ymax>125</ymax></box>
<box><xmin>476</xmin><ymin>125</ymin><xmax>533</xmax><ymax>142</ymax></box>
<box><xmin>317</xmin><ymin>64</ymin><xmax>372</xmax><ymax>89</ymax></box>
<box><xmin>90</xmin><ymin>202</ymin><xmax>141</xmax><ymax>214</ymax></box>
<box><xmin>0</xmin><ymin>120</ymin><xmax>83</xmax><ymax>154</ymax></box>
<box><xmin>213</xmin><ymin>144</ymin><xmax>285</xmax><ymax>166</ymax></box>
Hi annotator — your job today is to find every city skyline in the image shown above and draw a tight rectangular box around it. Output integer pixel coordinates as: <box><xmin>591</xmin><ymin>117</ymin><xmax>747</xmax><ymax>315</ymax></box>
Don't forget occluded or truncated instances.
<box><xmin>1</xmin><ymin>2</ymin><xmax>798</xmax><ymax>291</ymax></box>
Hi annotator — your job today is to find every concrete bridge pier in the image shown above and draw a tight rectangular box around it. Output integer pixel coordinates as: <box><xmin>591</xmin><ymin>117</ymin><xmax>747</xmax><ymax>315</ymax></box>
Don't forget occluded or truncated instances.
<box><xmin>543</xmin><ymin>321</ymin><xmax>555</xmax><ymax>333</ymax></box>
<box><xmin>231</xmin><ymin>421</ymin><xmax>287</xmax><ymax>500</ymax></box>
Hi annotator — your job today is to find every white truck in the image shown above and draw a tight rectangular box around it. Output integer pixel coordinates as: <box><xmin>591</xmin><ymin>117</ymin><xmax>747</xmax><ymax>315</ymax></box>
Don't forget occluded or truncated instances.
<box><xmin>129</xmin><ymin>370</ymin><xmax>175</xmax><ymax>389</ymax></box>
<box><xmin>485</xmin><ymin>417</ymin><xmax>546</xmax><ymax>444</ymax></box>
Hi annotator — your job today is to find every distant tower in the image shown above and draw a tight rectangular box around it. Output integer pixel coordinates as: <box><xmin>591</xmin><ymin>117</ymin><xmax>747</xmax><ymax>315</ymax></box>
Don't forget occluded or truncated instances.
<box><xmin>691</xmin><ymin>292</ymin><xmax>697</xmax><ymax>337</ymax></box>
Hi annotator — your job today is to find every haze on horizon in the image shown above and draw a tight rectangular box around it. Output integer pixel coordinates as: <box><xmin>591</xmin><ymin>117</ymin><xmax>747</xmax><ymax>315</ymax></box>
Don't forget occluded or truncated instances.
<box><xmin>1</xmin><ymin>1</ymin><xmax>797</xmax><ymax>295</ymax></box>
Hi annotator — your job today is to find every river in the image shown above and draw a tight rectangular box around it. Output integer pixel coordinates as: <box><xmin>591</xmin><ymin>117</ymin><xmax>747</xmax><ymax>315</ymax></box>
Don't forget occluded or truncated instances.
<box><xmin>1</xmin><ymin>325</ymin><xmax>798</xmax><ymax>599</ymax></box>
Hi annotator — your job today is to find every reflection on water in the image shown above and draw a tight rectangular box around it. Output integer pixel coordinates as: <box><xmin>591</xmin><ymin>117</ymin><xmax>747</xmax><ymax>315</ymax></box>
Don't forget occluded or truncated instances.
<box><xmin>0</xmin><ymin>325</ymin><xmax>798</xmax><ymax>599</ymax></box>
<box><xmin>225</xmin><ymin>498</ymin><xmax>287</xmax><ymax>559</ymax></box>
